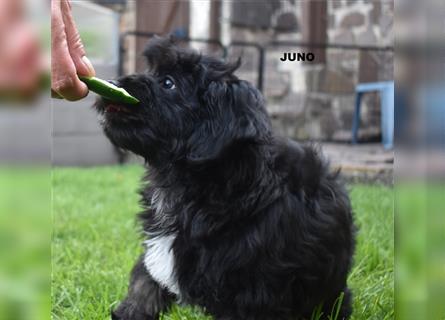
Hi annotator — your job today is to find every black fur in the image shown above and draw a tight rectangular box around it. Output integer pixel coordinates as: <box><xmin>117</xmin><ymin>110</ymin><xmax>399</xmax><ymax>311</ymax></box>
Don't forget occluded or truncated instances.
<box><xmin>96</xmin><ymin>36</ymin><xmax>355</xmax><ymax>320</ymax></box>
<box><xmin>111</xmin><ymin>256</ymin><xmax>175</xmax><ymax>320</ymax></box>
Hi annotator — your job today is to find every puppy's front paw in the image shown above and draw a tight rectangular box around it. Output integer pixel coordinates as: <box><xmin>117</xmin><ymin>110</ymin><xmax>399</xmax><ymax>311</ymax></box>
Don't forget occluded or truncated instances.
<box><xmin>111</xmin><ymin>302</ymin><xmax>155</xmax><ymax>320</ymax></box>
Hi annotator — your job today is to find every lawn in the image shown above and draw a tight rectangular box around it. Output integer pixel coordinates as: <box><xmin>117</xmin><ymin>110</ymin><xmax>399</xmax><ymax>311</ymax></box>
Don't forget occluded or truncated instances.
<box><xmin>52</xmin><ymin>165</ymin><xmax>394</xmax><ymax>320</ymax></box>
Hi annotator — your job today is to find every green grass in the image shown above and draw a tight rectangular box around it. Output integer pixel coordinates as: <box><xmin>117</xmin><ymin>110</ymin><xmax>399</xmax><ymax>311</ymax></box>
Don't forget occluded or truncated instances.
<box><xmin>52</xmin><ymin>165</ymin><xmax>393</xmax><ymax>320</ymax></box>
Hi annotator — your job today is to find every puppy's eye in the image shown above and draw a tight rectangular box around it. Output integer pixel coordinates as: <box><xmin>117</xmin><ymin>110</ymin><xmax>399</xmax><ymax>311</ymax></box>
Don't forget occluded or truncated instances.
<box><xmin>160</xmin><ymin>76</ymin><xmax>176</xmax><ymax>90</ymax></box>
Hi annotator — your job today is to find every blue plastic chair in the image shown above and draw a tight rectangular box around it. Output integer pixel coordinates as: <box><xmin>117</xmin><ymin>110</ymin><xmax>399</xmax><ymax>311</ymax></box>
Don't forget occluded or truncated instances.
<box><xmin>352</xmin><ymin>81</ymin><xmax>394</xmax><ymax>149</ymax></box>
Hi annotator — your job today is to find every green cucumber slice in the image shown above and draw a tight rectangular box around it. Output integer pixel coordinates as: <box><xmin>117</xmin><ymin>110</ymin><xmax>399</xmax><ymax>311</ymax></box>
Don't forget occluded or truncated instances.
<box><xmin>80</xmin><ymin>76</ymin><xmax>140</xmax><ymax>105</ymax></box>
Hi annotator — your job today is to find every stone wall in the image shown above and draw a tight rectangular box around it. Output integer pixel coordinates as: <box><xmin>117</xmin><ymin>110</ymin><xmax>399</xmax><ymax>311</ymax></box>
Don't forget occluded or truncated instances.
<box><xmin>230</xmin><ymin>1</ymin><xmax>394</xmax><ymax>142</ymax></box>
<box><xmin>116</xmin><ymin>1</ymin><xmax>394</xmax><ymax>142</ymax></box>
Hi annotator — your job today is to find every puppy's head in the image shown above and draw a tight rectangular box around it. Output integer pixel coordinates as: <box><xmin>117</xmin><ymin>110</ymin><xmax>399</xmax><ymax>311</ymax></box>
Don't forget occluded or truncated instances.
<box><xmin>96</xmin><ymin>36</ymin><xmax>271</xmax><ymax>165</ymax></box>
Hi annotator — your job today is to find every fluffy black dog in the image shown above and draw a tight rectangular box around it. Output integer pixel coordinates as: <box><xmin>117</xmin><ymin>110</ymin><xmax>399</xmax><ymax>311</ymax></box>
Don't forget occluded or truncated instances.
<box><xmin>95</xmin><ymin>36</ymin><xmax>355</xmax><ymax>320</ymax></box>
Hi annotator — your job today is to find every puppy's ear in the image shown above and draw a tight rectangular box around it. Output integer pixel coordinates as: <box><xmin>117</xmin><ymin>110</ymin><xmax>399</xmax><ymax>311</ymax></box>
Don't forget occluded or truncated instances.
<box><xmin>203</xmin><ymin>58</ymin><xmax>241</xmax><ymax>82</ymax></box>
<box><xmin>143</xmin><ymin>36</ymin><xmax>203</xmax><ymax>72</ymax></box>
<box><xmin>187</xmin><ymin>80</ymin><xmax>271</xmax><ymax>163</ymax></box>
<box><xmin>143</xmin><ymin>36</ymin><xmax>179</xmax><ymax>70</ymax></box>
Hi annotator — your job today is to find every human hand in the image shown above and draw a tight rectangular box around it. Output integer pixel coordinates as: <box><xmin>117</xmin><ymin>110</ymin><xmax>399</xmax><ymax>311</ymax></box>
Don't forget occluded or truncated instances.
<box><xmin>51</xmin><ymin>0</ymin><xmax>95</xmax><ymax>101</ymax></box>
<box><xmin>0</xmin><ymin>0</ymin><xmax>44</xmax><ymax>100</ymax></box>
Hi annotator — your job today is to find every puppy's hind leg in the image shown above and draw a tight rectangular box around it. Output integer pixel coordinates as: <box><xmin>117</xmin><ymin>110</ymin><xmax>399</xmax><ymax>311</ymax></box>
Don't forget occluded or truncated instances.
<box><xmin>323</xmin><ymin>287</ymin><xmax>353</xmax><ymax>320</ymax></box>
<box><xmin>335</xmin><ymin>287</ymin><xmax>352</xmax><ymax>320</ymax></box>
<box><xmin>112</xmin><ymin>255</ymin><xmax>175</xmax><ymax>320</ymax></box>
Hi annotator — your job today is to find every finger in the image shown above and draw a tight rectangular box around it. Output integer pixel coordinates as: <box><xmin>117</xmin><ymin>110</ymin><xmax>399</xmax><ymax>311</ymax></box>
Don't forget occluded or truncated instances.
<box><xmin>61</xmin><ymin>0</ymin><xmax>95</xmax><ymax>77</ymax></box>
<box><xmin>52</xmin><ymin>70</ymin><xmax>89</xmax><ymax>101</ymax></box>
<box><xmin>51</xmin><ymin>0</ymin><xmax>88</xmax><ymax>100</ymax></box>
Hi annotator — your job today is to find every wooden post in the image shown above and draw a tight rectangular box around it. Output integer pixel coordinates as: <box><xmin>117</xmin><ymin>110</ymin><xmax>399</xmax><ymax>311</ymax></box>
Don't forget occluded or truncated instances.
<box><xmin>134</xmin><ymin>1</ymin><xmax>190</xmax><ymax>71</ymax></box>
<box><xmin>302</xmin><ymin>0</ymin><xmax>327</xmax><ymax>64</ymax></box>
<box><xmin>208</xmin><ymin>0</ymin><xmax>221</xmax><ymax>53</ymax></box>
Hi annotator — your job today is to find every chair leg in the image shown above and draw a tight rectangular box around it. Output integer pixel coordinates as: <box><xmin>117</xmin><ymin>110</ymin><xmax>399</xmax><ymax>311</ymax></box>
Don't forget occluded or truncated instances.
<box><xmin>381</xmin><ymin>85</ymin><xmax>394</xmax><ymax>149</ymax></box>
<box><xmin>352</xmin><ymin>92</ymin><xmax>362</xmax><ymax>144</ymax></box>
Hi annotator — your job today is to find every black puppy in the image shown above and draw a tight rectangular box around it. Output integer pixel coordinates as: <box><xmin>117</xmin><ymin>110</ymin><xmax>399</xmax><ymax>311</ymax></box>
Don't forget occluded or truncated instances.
<box><xmin>95</xmin><ymin>37</ymin><xmax>355</xmax><ymax>320</ymax></box>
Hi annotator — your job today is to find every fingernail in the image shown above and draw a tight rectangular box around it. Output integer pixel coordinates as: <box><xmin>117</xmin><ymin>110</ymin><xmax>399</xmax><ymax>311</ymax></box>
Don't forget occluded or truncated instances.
<box><xmin>82</xmin><ymin>56</ymin><xmax>95</xmax><ymax>76</ymax></box>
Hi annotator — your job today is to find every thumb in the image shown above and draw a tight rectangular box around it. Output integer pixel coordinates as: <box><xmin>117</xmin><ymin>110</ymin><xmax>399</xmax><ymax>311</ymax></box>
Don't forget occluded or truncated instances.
<box><xmin>51</xmin><ymin>0</ymin><xmax>89</xmax><ymax>100</ymax></box>
<box><xmin>61</xmin><ymin>0</ymin><xmax>95</xmax><ymax>77</ymax></box>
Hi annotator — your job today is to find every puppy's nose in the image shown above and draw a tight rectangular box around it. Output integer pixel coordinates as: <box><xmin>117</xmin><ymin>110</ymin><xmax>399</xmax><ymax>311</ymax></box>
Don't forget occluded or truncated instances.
<box><xmin>108</xmin><ymin>79</ymin><xmax>119</xmax><ymax>86</ymax></box>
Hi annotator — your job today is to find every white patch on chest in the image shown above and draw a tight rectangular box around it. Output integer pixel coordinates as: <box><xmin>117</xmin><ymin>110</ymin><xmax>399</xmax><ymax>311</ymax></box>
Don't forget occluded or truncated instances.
<box><xmin>144</xmin><ymin>234</ymin><xmax>179</xmax><ymax>295</ymax></box>
<box><xmin>143</xmin><ymin>189</ymin><xmax>179</xmax><ymax>295</ymax></box>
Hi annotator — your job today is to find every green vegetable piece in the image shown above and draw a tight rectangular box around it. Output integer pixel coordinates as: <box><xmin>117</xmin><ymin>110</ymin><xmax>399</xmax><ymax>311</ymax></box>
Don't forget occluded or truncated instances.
<box><xmin>79</xmin><ymin>76</ymin><xmax>140</xmax><ymax>105</ymax></box>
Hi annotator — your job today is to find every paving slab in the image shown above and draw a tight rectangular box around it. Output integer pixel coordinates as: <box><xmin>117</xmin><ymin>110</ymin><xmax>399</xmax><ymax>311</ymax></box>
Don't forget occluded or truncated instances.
<box><xmin>320</xmin><ymin>142</ymin><xmax>393</xmax><ymax>185</ymax></box>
